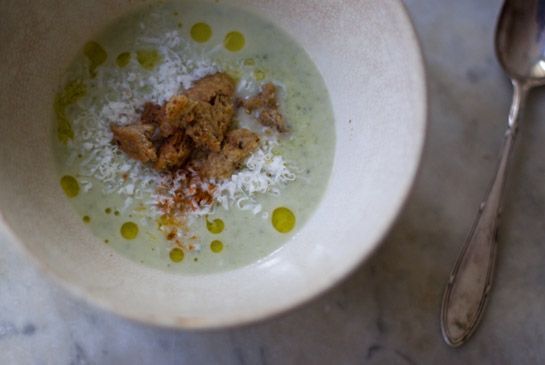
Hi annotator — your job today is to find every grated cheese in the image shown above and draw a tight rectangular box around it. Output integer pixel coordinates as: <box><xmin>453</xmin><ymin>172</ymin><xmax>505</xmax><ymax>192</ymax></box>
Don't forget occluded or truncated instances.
<box><xmin>65</xmin><ymin>29</ymin><xmax>296</xmax><ymax>221</ymax></box>
<box><xmin>213</xmin><ymin>136</ymin><xmax>296</xmax><ymax>215</ymax></box>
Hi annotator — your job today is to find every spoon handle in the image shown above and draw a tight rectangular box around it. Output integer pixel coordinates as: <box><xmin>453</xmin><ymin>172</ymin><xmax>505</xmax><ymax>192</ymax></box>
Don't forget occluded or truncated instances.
<box><xmin>440</xmin><ymin>81</ymin><xmax>527</xmax><ymax>347</ymax></box>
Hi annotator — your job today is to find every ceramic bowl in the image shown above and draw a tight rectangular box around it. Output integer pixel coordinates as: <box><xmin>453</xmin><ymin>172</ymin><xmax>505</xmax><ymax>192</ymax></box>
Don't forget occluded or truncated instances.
<box><xmin>0</xmin><ymin>0</ymin><xmax>426</xmax><ymax>328</ymax></box>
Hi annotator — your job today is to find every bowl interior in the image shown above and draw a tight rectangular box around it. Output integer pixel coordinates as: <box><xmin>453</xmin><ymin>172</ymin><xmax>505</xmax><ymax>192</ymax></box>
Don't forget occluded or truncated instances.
<box><xmin>0</xmin><ymin>0</ymin><xmax>425</xmax><ymax>328</ymax></box>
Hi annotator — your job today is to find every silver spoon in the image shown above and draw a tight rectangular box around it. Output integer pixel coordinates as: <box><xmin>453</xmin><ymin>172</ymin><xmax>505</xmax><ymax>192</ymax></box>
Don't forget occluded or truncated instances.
<box><xmin>440</xmin><ymin>0</ymin><xmax>545</xmax><ymax>347</ymax></box>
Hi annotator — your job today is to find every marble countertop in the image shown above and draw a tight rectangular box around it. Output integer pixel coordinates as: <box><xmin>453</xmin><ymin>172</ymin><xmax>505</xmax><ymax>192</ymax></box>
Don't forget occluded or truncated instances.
<box><xmin>3</xmin><ymin>0</ymin><xmax>545</xmax><ymax>363</ymax></box>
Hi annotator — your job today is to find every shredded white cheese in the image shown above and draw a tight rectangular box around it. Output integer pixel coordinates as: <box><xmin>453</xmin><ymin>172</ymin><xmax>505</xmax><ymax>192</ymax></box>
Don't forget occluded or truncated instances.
<box><xmin>65</xmin><ymin>30</ymin><xmax>296</xmax><ymax>218</ymax></box>
<box><xmin>214</xmin><ymin>136</ymin><xmax>296</xmax><ymax>215</ymax></box>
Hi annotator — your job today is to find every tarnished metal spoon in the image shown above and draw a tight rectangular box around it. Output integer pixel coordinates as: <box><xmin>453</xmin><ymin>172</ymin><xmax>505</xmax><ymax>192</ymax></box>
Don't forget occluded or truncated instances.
<box><xmin>440</xmin><ymin>0</ymin><xmax>545</xmax><ymax>347</ymax></box>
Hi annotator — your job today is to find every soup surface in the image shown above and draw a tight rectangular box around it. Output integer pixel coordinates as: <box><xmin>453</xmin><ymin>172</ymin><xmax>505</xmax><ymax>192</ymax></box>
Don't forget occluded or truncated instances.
<box><xmin>53</xmin><ymin>0</ymin><xmax>336</xmax><ymax>274</ymax></box>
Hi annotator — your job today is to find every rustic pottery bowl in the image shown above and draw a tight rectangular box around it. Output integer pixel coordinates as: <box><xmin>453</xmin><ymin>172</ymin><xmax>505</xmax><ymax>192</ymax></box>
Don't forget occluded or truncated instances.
<box><xmin>0</xmin><ymin>0</ymin><xmax>426</xmax><ymax>328</ymax></box>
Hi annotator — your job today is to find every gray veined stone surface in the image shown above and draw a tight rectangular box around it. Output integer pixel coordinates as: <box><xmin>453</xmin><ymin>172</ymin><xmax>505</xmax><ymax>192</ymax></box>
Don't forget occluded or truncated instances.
<box><xmin>2</xmin><ymin>0</ymin><xmax>545</xmax><ymax>363</ymax></box>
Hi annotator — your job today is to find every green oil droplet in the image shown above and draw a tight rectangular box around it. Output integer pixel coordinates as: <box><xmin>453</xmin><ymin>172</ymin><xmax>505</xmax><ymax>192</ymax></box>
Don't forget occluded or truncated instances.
<box><xmin>83</xmin><ymin>215</ymin><xmax>91</xmax><ymax>223</ymax></box>
<box><xmin>58</xmin><ymin>80</ymin><xmax>87</xmax><ymax>105</ymax></box>
<box><xmin>105</xmin><ymin>208</ymin><xmax>112</xmax><ymax>214</ymax></box>
<box><xmin>254</xmin><ymin>69</ymin><xmax>265</xmax><ymax>81</ymax></box>
<box><xmin>206</xmin><ymin>217</ymin><xmax>224</xmax><ymax>234</ymax></box>
<box><xmin>116</xmin><ymin>52</ymin><xmax>131</xmax><ymax>68</ymax></box>
<box><xmin>104</xmin><ymin>239</ymin><xmax>109</xmax><ymax>244</ymax></box>
<box><xmin>83</xmin><ymin>41</ymin><xmax>107</xmax><ymax>77</ymax></box>
<box><xmin>136</xmin><ymin>49</ymin><xmax>160</xmax><ymax>70</ymax></box>
<box><xmin>60</xmin><ymin>175</ymin><xmax>80</xmax><ymax>198</ymax></box>
<box><xmin>210</xmin><ymin>240</ymin><xmax>224</xmax><ymax>253</ymax></box>
<box><xmin>120</xmin><ymin>221</ymin><xmax>139</xmax><ymax>240</ymax></box>
<box><xmin>114</xmin><ymin>210</ymin><xmax>120</xmax><ymax>216</ymax></box>
<box><xmin>224</xmin><ymin>31</ymin><xmax>245</xmax><ymax>52</ymax></box>
<box><xmin>243</xmin><ymin>58</ymin><xmax>255</xmax><ymax>66</ymax></box>
<box><xmin>190</xmin><ymin>22</ymin><xmax>212</xmax><ymax>43</ymax></box>
<box><xmin>169</xmin><ymin>248</ymin><xmax>184</xmax><ymax>262</ymax></box>
<box><xmin>54</xmin><ymin>80</ymin><xmax>86</xmax><ymax>143</ymax></box>
<box><xmin>272</xmin><ymin>207</ymin><xmax>296</xmax><ymax>233</ymax></box>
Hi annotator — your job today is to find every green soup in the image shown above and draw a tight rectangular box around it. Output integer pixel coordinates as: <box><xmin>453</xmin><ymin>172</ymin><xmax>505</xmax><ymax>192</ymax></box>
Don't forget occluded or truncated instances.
<box><xmin>52</xmin><ymin>0</ymin><xmax>335</xmax><ymax>274</ymax></box>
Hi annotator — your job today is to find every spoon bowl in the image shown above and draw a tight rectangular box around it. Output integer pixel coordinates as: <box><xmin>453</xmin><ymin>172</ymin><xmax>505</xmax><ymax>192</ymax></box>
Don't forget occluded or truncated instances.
<box><xmin>495</xmin><ymin>0</ymin><xmax>545</xmax><ymax>84</ymax></box>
